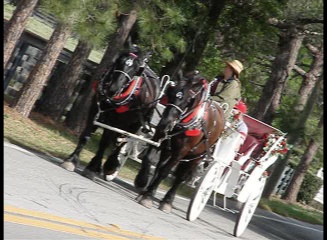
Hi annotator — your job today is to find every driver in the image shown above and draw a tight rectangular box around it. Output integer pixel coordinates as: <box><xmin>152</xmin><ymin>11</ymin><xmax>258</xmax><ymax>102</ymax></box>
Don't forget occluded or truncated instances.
<box><xmin>210</xmin><ymin>60</ymin><xmax>243</xmax><ymax>119</ymax></box>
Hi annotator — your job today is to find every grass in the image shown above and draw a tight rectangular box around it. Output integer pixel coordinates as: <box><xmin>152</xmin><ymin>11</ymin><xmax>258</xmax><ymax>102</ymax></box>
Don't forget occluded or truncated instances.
<box><xmin>259</xmin><ymin>197</ymin><xmax>323</xmax><ymax>225</ymax></box>
<box><xmin>4</xmin><ymin>103</ymin><xmax>323</xmax><ymax>226</ymax></box>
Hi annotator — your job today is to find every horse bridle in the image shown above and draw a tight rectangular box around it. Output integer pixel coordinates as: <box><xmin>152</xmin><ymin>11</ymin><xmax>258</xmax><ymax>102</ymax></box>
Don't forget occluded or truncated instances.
<box><xmin>166</xmin><ymin>103</ymin><xmax>185</xmax><ymax>115</ymax></box>
<box><xmin>101</xmin><ymin>53</ymin><xmax>144</xmax><ymax>103</ymax></box>
<box><xmin>167</xmin><ymin>83</ymin><xmax>208</xmax><ymax>121</ymax></box>
<box><xmin>113</xmin><ymin>70</ymin><xmax>133</xmax><ymax>83</ymax></box>
<box><xmin>113</xmin><ymin>52</ymin><xmax>140</xmax><ymax>85</ymax></box>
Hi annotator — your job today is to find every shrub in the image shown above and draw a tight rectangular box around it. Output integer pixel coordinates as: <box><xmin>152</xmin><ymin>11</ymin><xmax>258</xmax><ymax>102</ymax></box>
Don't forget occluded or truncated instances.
<box><xmin>297</xmin><ymin>172</ymin><xmax>323</xmax><ymax>204</ymax></box>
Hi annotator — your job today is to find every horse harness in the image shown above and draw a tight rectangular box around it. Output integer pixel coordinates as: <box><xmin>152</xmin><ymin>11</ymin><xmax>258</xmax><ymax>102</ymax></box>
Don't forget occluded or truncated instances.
<box><xmin>93</xmin><ymin>52</ymin><xmax>162</xmax><ymax>129</ymax></box>
<box><xmin>167</xmin><ymin>80</ymin><xmax>219</xmax><ymax>162</ymax></box>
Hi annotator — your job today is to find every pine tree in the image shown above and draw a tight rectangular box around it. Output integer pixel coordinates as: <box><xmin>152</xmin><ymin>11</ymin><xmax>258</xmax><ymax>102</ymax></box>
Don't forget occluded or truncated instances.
<box><xmin>4</xmin><ymin>0</ymin><xmax>39</xmax><ymax>70</ymax></box>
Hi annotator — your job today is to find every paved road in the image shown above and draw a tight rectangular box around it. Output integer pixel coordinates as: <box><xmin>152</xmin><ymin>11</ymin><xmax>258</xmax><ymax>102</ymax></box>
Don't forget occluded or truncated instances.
<box><xmin>4</xmin><ymin>141</ymin><xmax>323</xmax><ymax>239</ymax></box>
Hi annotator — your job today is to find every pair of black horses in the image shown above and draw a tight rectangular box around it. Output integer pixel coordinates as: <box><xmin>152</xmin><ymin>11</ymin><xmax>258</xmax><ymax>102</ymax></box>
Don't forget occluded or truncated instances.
<box><xmin>61</xmin><ymin>46</ymin><xmax>225</xmax><ymax>213</ymax></box>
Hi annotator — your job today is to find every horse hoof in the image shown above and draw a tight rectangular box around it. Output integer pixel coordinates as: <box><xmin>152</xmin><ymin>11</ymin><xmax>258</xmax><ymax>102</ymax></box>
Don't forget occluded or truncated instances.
<box><xmin>60</xmin><ymin>161</ymin><xmax>75</xmax><ymax>172</ymax></box>
<box><xmin>81</xmin><ymin>168</ymin><xmax>97</xmax><ymax>181</ymax></box>
<box><xmin>159</xmin><ymin>202</ymin><xmax>172</xmax><ymax>213</ymax></box>
<box><xmin>105</xmin><ymin>171</ymin><xmax>118</xmax><ymax>181</ymax></box>
<box><xmin>139</xmin><ymin>196</ymin><xmax>153</xmax><ymax>209</ymax></box>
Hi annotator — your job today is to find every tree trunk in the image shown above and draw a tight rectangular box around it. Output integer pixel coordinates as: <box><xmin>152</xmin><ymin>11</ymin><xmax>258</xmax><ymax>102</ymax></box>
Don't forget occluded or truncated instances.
<box><xmin>252</xmin><ymin>29</ymin><xmax>304</xmax><ymax>124</ymax></box>
<box><xmin>184</xmin><ymin>1</ymin><xmax>226</xmax><ymax>73</ymax></box>
<box><xmin>282</xmin><ymin>113</ymin><xmax>323</xmax><ymax>202</ymax></box>
<box><xmin>11</xmin><ymin>23</ymin><xmax>72</xmax><ymax>117</ymax></box>
<box><xmin>4</xmin><ymin>0</ymin><xmax>39</xmax><ymax>70</ymax></box>
<box><xmin>262</xmin><ymin>76</ymin><xmax>323</xmax><ymax>199</ymax></box>
<box><xmin>36</xmin><ymin>40</ymin><xmax>92</xmax><ymax>121</ymax></box>
<box><xmin>64</xmin><ymin>10</ymin><xmax>137</xmax><ymax>132</ymax></box>
<box><xmin>64</xmin><ymin>77</ymin><xmax>94</xmax><ymax>133</ymax></box>
<box><xmin>91</xmin><ymin>10</ymin><xmax>138</xmax><ymax>84</ymax></box>
<box><xmin>295</xmin><ymin>45</ymin><xmax>323</xmax><ymax>112</ymax></box>
<box><xmin>161</xmin><ymin>1</ymin><xmax>226</xmax><ymax>76</ymax></box>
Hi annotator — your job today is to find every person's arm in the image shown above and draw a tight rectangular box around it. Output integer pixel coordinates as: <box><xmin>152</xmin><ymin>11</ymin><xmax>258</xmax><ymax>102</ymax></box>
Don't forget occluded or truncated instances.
<box><xmin>237</xmin><ymin>121</ymin><xmax>248</xmax><ymax>146</ymax></box>
<box><xmin>209</xmin><ymin>76</ymin><xmax>223</xmax><ymax>95</ymax></box>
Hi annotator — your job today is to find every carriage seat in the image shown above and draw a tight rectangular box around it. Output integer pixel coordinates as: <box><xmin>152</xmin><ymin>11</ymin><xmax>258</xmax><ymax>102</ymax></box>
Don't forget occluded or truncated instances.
<box><xmin>235</xmin><ymin>135</ymin><xmax>264</xmax><ymax>171</ymax></box>
<box><xmin>237</xmin><ymin>135</ymin><xmax>259</xmax><ymax>157</ymax></box>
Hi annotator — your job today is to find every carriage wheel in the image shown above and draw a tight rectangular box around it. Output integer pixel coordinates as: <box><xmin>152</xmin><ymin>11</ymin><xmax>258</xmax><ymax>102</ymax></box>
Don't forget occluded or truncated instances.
<box><xmin>233</xmin><ymin>177</ymin><xmax>266</xmax><ymax>237</ymax></box>
<box><xmin>187</xmin><ymin>161</ymin><xmax>221</xmax><ymax>221</ymax></box>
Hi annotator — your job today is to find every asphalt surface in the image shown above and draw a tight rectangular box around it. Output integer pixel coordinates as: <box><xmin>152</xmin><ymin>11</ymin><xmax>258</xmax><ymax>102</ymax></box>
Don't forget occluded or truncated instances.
<box><xmin>4</xmin><ymin>141</ymin><xmax>323</xmax><ymax>239</ymax></box>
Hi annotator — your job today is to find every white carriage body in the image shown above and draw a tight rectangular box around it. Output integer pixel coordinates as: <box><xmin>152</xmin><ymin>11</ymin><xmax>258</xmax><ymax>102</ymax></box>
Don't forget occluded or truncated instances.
<box><xmin>187</xmin><ymin>113</ymin><xmax>287</xmax><ymax>236</ymax></box>
<box><xmin>212</xmin><ymin>114</ymin><xmax>286</xmax><ymax>203</ymax></box>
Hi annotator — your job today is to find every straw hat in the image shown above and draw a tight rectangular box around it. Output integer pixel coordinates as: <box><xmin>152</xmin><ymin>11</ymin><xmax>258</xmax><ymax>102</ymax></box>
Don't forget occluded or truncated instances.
<box><xmin>226</xmin><ymin>60</ymin><xmax>243</xmax><ymax>77</ymax></box>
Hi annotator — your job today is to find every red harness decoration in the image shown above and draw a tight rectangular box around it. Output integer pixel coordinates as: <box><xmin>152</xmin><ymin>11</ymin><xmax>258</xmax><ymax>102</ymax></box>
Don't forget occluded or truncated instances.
<box><xmin>185</xmin><ymin>128</ymin><xmax>202</xmax><ymax>137</ymax></box>
<box><xmin>184</xmin><ymin>106</ymin><xmax>206</xmax><ymax>136</ymax></box>
<box><xmin>92</xmin><ymin>80</ymin><xmax>98</xmax><ymax>92</ymax></box>
<box><xmin>115</xmin><ymin>105</ymin><xmax>130</xmax><ymax>113</ymax></box>
<box><xmin>183</xmin><ymin>81</ymin><xmax>209</xmax><ymax>137</ymax></box>
<box><xmin>113</xmin><ymin>77</ymin><xmax>142</xmax><ymax>100</ymax></box>
<box><xmin>181</xmin><ymin>104</ymin><xmax>202</xmax><ymax>124</ymax></box>
<box><xmin>114</xmin><ymin>77</ymin><xmax>143</xmax><ymax>113</ymax></box>
<box><xmin>183</xmin><ymin>104</ymin><xmax>209</xmax><ymax>137</ymax></box>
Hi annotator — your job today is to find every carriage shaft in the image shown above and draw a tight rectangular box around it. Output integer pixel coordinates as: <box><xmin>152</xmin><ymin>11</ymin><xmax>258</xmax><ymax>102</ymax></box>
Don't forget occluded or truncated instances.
<box><xmin>93</xmin><ymin>120</ymin><xmax>161</xmax><ymax>147</ymax></box>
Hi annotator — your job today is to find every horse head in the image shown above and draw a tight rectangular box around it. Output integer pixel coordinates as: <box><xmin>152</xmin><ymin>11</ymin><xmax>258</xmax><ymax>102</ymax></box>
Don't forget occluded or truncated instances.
<box><xmin>156</xmin><ymin>71</ymin><xmax>209</xmax><ymax>140</ymax></box>
<box><xmin>100</xmin><ymin>45</ymin><xmax>147</xmax><ymax>101</ymax></box>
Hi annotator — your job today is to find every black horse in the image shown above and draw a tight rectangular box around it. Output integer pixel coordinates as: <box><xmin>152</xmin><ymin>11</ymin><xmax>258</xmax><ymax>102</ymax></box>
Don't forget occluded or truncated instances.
<box><xmin>61</xmin><ymin>46</ymin><xmax>162</xmax><ymax>180</ymax></box>
<box><xmin>134</xmin><ymin>71</ymin><xmax>226</xmax><ymax>212</ymax></box>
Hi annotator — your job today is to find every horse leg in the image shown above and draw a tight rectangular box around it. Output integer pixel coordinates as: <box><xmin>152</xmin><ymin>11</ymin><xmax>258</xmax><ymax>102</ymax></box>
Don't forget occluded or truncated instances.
<box><xmin>81</xmin><ymin>129</ymin><xmax>112</xmax><ymax>180</ymax></box>
<box><xmin>61</xmin><ymin>96</ymin><xmax>99</xmax><ymax>172</ymax></box>
<box><xmin>61</xmin><ymin>125</ymin><xmax>98</xmax><ymax>171</ymax></box>
<box><xmin>135</xmin><ymin>140</ymin><xmax>170</xmax><ymax>190</ymax></box>
<box><xmin>102</xmin><ymin>134</ymin><xmax>124</xmax><ymax>181</ymax></box>
<box><xmin>159</xmin><ymin>161</ymin><xmax>199</xmax><ymax>213</ymax></box>
<box><xmin>134</xmin><ymin>145</ymin><xmax>158</xmax><ymax>190</ymax></box>
<box><xmin>137</xmin><ymin>145</ymin><xmax>173</xmax><ymax>209</ymax></box>
<box><xmin>158</xmin><ymin>174</ymin><xmax>184</xmax><ymax>213</ymax></box>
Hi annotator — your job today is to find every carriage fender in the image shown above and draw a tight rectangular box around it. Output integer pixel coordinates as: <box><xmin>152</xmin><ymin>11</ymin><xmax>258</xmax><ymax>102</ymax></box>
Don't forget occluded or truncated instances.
<box><xmin>224</xmin><ymin>160</ymin><xmax>242</xmax><ymax>198</ymax></box>
<box><xmin>212</xmin><ymin>128</ymin><xmax>242</xmax><ymax>166</ymax></box>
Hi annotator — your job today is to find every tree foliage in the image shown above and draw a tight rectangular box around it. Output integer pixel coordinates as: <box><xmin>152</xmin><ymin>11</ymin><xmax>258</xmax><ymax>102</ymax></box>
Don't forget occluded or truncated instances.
<box><xmin>134</xmin><ymin>0</ymin><xmax>187</xmax><ymax>66</ymax></box>
<box><xmin>39</xmin><ymin>0</ymin><xmax>119</xmax><ymax>49</ymax></box>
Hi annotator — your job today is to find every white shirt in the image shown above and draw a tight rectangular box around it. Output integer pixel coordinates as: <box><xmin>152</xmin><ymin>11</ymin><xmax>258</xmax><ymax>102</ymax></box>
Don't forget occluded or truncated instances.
<box><xmin>234</xmin><ymin>120</ymin><xmax>248</xmax><ymax>138</ymax></box>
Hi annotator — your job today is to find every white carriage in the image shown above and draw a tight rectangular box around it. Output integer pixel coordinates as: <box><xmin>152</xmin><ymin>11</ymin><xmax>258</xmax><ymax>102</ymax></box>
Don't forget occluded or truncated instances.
<box><xmin>93</xmin><ymin>72</ymin><xmax>287</xmax><ymax>237</ymax></box>
<box><xmin>186</xmin><ymin>114</ymin><xmax>287</xmax><ymax>237</ymax></box>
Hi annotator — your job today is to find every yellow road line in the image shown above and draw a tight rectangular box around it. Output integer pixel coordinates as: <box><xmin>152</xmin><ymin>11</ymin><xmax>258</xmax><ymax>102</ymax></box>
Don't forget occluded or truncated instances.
<box><xmin>4</xmin><ymin>205</ymin><xmax>165</xmax><ymax>240</ymax></box>
<box><xmin>4</xmin><ymin>213</ymin><xmax>128</xmax><ymax>240</ymax></box>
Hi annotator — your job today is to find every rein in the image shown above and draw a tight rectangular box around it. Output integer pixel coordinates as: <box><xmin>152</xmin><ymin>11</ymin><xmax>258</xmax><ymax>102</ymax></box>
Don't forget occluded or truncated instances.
<box><xmin>177</xmin><ymin>81</ymin><xmax>209</xmax><ymax>127</ymax></box>
<box><xmin>113</xmin><ymin>70</ymin><xmax>133</xmax><ymax>83</ymax></box>
<box><xmin>112</xmin><ymin>75</ymin><xmax>143</xmax><ymax>105</ymax></box>
<box><xmin>166</xmin><ymin>103</ymin><xmax>185</xmax><ymax>115</ymax></box>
